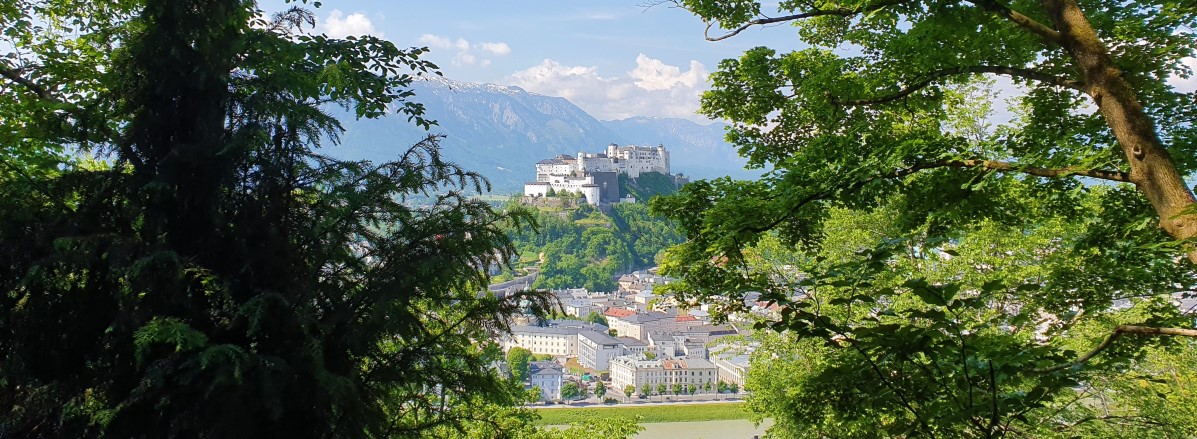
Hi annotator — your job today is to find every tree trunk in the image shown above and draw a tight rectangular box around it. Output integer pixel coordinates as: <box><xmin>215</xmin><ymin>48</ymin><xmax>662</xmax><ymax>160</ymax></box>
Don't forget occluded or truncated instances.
<box><xmin>1043</xmin><ymin>0</ymin><xmax>1197</xmax><ymax>263</ymax></box>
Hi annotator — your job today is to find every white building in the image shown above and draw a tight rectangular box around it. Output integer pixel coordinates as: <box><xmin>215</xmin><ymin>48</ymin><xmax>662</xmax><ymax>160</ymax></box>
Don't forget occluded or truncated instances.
<box><xmin>503</xmin><ymin>321</ymin><xmax>609</xmax><ymax>357</ymax></box>
<box><xmin>609</xmin><ymin>356</ymin><xmax>719</xmax><ymax>394</ymax></box>
<box><xmin>577</xmin><ymin>330</ymin><xmax>625</xmax><ymax>371</ymax></box>
<box><xmin>522</xmin><ymin>173</ymin><xmax>602</xmax><ymax>205</ymax></box>
<box><xmin>529</xmin><ymin>361</ymin><xmax>564</xmax><ymax>401</ymax></box>
<box><xmin>524</xmin><ymin>144</ymin><xmax>672</xmax><ymax>205</ymax></box>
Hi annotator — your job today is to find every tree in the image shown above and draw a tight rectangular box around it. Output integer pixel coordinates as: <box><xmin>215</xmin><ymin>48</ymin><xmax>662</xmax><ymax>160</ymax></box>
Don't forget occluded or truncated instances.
<box><xmin>702</xmin><ymin>381</ymin><xmax>712</xmax><ymax>393</ymax></box>
<box><xmin>653</xmin><ymin>0</ymin><xmax>1197</xmax><ymax>437</ymax></box>
<box><xmin>643</xmin><ymin>351</ymin><xmax>657</xmax><ymax>360</ymax></box>
<box><xmin>669</xmin><ymin>0</ymin><xmax>1197</xmax><ymax>260</ymax></box>
<box><xmin>728</xmin><ymin>383</ymin><xmax>739</xmax><ymax>394</ymax></box>
<box><xmin>655</xmin><ymin>383</ymin><xmax>667</xmax><ymax>397</ymax></box>
<box><xmin>624</xmin><ymin>385</ymin><xmax>636</xmax><ymax>398</ymax></box>
<box><xmin>671</xmin><ymin>383</ymin><xmax>683</xmax><ymax>396</ymax></box>
<box><xmin>594</xmin><ymin>381</ymin><xmax>607</xmax><ymax>399</ymax></box>
<box><xmin>546</xmin><ymin>186</ymin><xmax>557</xmax><ymax>197</ymax></box>
<box><xmin>640</xmin><ymin>384</ymin><xmax>652</xmax><ymax>397</ymax></box>
<box><xmin>561</xmin><ymin>382</ymin><xmax>581</xmax><ymax>400</ymax></box>
<box><xmin>686</xmin><ymin>384</ymin><xmax>697</xmax><ymax>395</ymax></box>
<box><xmin>717</xmin><ymin>381</ymin><xmax>729</xmax><ymax>393</ymax></box>
<box><xmin>585</xmin><ymin>311</ymin><xmax>609</xmax><ymax>326</ymax></box>
<box><xmin>507</xmin><ymin>347</ymin><xmax>534</xmax><ymax>382</ymax></box>
<box><xmin>528</xmin><ymin>386</ymin><xmax>543</xmax><ymax>403</ymax></box>
<box><xmin>0</xmin><ymin>1</ymin><xmax>551</xmax><ymax>437</ymax></box>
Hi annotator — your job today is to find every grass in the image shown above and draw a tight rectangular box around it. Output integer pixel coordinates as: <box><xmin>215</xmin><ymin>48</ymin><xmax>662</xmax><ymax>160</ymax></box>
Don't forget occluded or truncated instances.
<box><xmin>531</xmin><ymin>402</ymin><xmax>750</xmax><ymax>425</ymax></box>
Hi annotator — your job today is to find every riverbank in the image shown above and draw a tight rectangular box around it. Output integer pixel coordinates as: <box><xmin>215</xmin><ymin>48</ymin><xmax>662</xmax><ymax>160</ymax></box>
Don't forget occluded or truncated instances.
<box><xmin>531</xmin><ymin>401</ymin><xmax>750</xmax><ymax>425</ymax></box>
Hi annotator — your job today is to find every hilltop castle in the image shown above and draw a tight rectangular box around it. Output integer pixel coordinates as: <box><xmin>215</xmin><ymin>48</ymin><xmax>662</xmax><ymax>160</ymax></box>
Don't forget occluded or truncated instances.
<box><xmin>523</xmin><ymin>144</ymin><xmax>679</xmax><ymax>205</ymax></box>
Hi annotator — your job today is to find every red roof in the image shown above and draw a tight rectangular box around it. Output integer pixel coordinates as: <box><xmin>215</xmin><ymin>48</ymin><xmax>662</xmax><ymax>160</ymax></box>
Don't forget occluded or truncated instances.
<box><xmin>675</xmin><ymin>315</ymin><xmax>698</xmax><ymax>322</ymax></box>
<box><xmin>604</xmin><ymin>308</ymin><xmax>636</xmax><ymax>318</ymax></box>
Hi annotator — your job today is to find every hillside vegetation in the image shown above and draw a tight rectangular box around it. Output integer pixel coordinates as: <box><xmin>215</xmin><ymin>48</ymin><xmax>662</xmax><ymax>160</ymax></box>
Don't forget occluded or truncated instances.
<box><xmin>618</xmin><ymin>171</ymin><xmax>678</xmax><ymax>203</ymax></box>
<box><xmin>504</xmin><ymin>202</ymin><xmax>682</xmax><ymax>291</ymax></box>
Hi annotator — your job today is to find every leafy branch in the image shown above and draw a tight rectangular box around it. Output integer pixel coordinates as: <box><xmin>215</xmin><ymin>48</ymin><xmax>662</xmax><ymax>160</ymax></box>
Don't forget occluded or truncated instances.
<box><xmin>834</xmin><ymin>65</ymin><xmax>1084</xmax><ymax>107</ymax></box>
<box><xmin>1032</xmin><ymin>325</ymin><xmax>1197</xmax><ymax>373</ymax></box>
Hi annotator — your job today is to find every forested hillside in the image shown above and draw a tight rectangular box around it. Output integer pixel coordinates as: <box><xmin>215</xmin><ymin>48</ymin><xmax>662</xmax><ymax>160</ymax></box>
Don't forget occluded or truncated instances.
<box><xmin>504</xmin><ymin>202</ymin><xmax>682</xmax><ymax>291</ymax></box>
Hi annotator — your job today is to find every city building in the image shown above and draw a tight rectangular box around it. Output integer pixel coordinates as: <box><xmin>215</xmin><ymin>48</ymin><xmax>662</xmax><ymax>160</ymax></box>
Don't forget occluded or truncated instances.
<box><xmin>609</xmin><ymin>356</ymin><xmax>719</xmax><ymax>394</ymax></box>
<box><xmin>577</xmin><ymin>330</ymin><xmax>625</xmax><ymax>371</ymax></box>
<box><xmin>529</xmin><ymin>361</ymin><xmax>564</xmax><ymax>401</ymax></box>
<box><xmin>502</xmin><ymin>320</ymin><xmax>609</xmax><ymax>357</ymax></box>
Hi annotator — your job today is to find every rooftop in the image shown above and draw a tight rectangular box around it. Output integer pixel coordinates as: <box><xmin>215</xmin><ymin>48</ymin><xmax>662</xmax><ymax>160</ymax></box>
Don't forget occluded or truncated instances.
<box><xmin>579</xmin><ymin>330</ymin><xmax>623</xmax><ymax>346</ymax></box>
<box><xmin>604</xmin><ymin>308</ymin><xmax>636</xmax><ymax>318</ymax></box>
<box><xmin>529</xmin><ymin>361</ymin><xmax>563</xmax><ymax>376</ymax></box>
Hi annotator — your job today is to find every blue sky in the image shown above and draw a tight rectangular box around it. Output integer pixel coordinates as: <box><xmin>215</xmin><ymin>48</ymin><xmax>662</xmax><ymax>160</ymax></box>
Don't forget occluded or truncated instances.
<box><xmin>258</xmin><ymin>2</ymin><xmax>1197</xmax><ymax>125</ymax></box>
<box><xmin>259</xmin><ymin>1</ymin><xmax>807</xmax><ymax>123</ymax></box>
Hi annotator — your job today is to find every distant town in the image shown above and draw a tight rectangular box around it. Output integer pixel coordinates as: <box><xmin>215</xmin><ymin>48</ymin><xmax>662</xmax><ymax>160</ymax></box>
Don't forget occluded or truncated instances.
<box><xmin>493</xmin><ymin>268</ymin><xmax>771</xmax><ymax>405</ymax></box>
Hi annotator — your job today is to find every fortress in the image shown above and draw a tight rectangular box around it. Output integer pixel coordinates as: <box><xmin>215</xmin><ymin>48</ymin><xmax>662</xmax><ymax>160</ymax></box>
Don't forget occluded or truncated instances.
<box><xmin>523</xmin><ymin>144</ymin><xmax>679</xmax><ymax>205</ymax></box>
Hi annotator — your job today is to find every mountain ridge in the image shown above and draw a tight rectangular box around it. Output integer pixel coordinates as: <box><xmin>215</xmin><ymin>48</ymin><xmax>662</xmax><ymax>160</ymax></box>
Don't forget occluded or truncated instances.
<box><xmin>330</xmin><ymin>76</ymin><xmax>753</xmax><ymax>193</ymax></box>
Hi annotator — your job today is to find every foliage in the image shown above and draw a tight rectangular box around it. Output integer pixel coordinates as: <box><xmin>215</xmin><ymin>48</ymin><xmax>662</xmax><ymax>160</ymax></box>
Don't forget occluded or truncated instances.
<box><xmin>594</xmin><ymin>381</ymin><xmax>606</xmax><ymax>398</ymax></box>
<box><xmin>656</xmin><ymin>0</ymin><xmax>1197</xmax><ymax>437</ymax></box>
<box><xmin>560</xmin><ymin>382</ymin><xmax>581</xmax><ymax>400</ymax></box>
<box><xmin>508</xmin><ymin>347</ymin><xmax>534</xmax><ymax>382</ymax></box>
<box><xmin>623</xmin><ymin>385</ymin><xmax>636</xmax><ymax>398</ymax></box>
<box><xmin>0</xmin><ymin>1</ymin><xmax>553</xmax><ymax>438</ymax></box>
<box><xmin>505</xmin><ymin>202</ymin><xmax>682</xmax><ymax>291</ymax></box>
<box><xmin>618</xmin><ymin>171</ymin><xmax>679</xmax><ymax>202</ymax></box>
<box><xmin>585</xmin><ymin>311</ymin><xmax>609</xmax><ymax>327</ymax></box>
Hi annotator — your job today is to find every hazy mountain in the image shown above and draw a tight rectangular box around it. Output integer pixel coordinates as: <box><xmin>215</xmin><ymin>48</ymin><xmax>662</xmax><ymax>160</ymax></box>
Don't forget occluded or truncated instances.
<box><xmin>330</xmin><ymin>76</ymin><xmax>754</xmax><ymax>193</ymax></box>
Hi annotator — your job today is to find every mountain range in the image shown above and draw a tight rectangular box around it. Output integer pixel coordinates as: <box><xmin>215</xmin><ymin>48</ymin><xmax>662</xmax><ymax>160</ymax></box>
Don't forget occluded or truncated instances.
<box><xmin>329</xmin><ymin>76</ymin><xmax>756</xmax><ymax>194</ymax></box>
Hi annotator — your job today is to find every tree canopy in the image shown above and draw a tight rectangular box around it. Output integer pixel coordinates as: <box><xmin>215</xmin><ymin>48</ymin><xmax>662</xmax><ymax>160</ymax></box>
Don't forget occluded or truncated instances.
<box><xmin>654</xmin><ymin>0</ymin><xmax>1197</xmax><ymax>437</ymax></box>
<box><xmin>1</xmin><ymin>1</ymin><xmax>558</xmax><ymax>438</ymax></box>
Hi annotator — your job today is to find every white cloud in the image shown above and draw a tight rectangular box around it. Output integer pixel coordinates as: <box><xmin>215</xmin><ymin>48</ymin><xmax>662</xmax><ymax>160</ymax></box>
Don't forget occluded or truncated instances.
<box><xmin>508</xmin><ymin>54</ymin><xmax>712</xmax><ymax>123</ymax></box>
<box><xmin>454</xmin><ymin>51</ymin><xmax>478</xmax><ymax>66</ymax></box>
<box><xmin>628</xmin><ymin>54</ymin><xmax>705</xmax><ymax>91</ymax></box>
<box><xmin>1169</xmin><ymin>57</ymin><xmax>1197</xmax><ymax>93</ymax></box>
<box><xmin>321</xmin><ymin>10</ymin><xmax>381</xmax><ymax>38</ymax></box>
<box><xmin>419</xmin><ymin>35</ymin><xmax>505</xmax><ymax>68</ymax></box>
<box><xmin>418</xmin><ymin>34</ymin><xmax>452</xmax><ymax>49</ymax></box>
<box><xmin>479</xmin><ymin>42</ymin><xmax>512</xmax><ymax>56</ymax></box>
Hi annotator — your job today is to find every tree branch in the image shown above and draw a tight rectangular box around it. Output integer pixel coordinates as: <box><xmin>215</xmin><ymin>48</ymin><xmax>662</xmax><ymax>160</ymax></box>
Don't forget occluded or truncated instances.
<box><xmin>743</xmin><ymin>159</ymin><xmax>1125</xmax><ymax>233</ymax></box>
<box><xmin>703</xmin><ymin>0</ymin><xmax>911</xmax><ymax>42</ymax></box>
<box><xmin>0</xmin><ymin>65</ymin><xmax>50</xmax><ymax>99</ymax></box>
<box><xmin>968</xmin><ymin>0</ymin><xmax>1062</xmax><ymax>44</ymax></box>
<box><xmin>936</xmin><ymin>159</ymin><xmax>1128</xmax><ymax>182</ymax></box>
<box><xmin>1032</xmin><ymin>325</ymin><xmax>1197</xmax><ymax>374</ymax></box>
<box><xmin>836</xmin><ymin>65</ymin><xmax>1083</xmax><ymax>107</ymax></box>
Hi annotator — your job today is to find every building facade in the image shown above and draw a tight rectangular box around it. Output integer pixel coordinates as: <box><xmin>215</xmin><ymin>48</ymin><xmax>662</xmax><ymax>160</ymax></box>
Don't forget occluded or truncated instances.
<box><xmin>524</xmin><ymin>144</ymin><xmax>673</xmax><ymax>205</ymax></box>
<box><xmin>577</xmin><ymin>331</ymin><xmax>625</xmax><ymax>371</ymax></box>
<box><xmin>609</xmin><ymin>356</ymin><xmax>718</xmax><ymax>394</ymax></box>
<box><xmin>502</xmin><ymin>321</ymin><xmax>608</xmax><ymax>357</ymax></box>
<box><xmin>529</xmin><ymin>361</ymin><xmax>564</xmax><ymax>401</ymax></box>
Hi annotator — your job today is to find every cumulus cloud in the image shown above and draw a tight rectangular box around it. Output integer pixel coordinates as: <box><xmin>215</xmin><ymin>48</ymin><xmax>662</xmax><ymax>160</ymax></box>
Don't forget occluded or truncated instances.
<box><xmin>1169</xmin><ymin>57</ymin><xmax>1197</xmax><ymax>93</ymax></box>
<box><xmin>418</xmin><ymin>34</ymin><xmax>452</xmax><ymax>49</ymax></box>
<box><xmin>417</xmin><ymin>34</ymin><xmax>507</xmax><ymax>67</ymax></box>
<box><xmin>479</xmin><ymin>42</ymin><xmax>512</xmax><ymax>56</ymax></box>
<box><xmin>508</xmin><ymin>54</ymin><xmax>711</xmax><ymax>123</ymax></box>
<box><xmin>454</xmin><ymin>51</ymin><xmax>477</xmax><ymax>66</ymax></box>
<box><xmin>321</xmin><ymin>10</ymin><xmax>381</xmax><ymax>38</ymax></box>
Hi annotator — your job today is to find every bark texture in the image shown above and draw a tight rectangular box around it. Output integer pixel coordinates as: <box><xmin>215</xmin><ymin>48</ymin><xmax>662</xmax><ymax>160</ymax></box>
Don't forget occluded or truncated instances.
<box><xmin>1043</xmin><ymin>0</ymin><xmax>1197</xmax><ymax>263</ymax></box>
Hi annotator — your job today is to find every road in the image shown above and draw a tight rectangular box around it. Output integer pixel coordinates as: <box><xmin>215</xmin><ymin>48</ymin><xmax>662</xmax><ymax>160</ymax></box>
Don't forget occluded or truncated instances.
<box><xmin>533</xmin><ymin>395</ymin><xmax>745</xmax><ymax>409</ymax></box>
